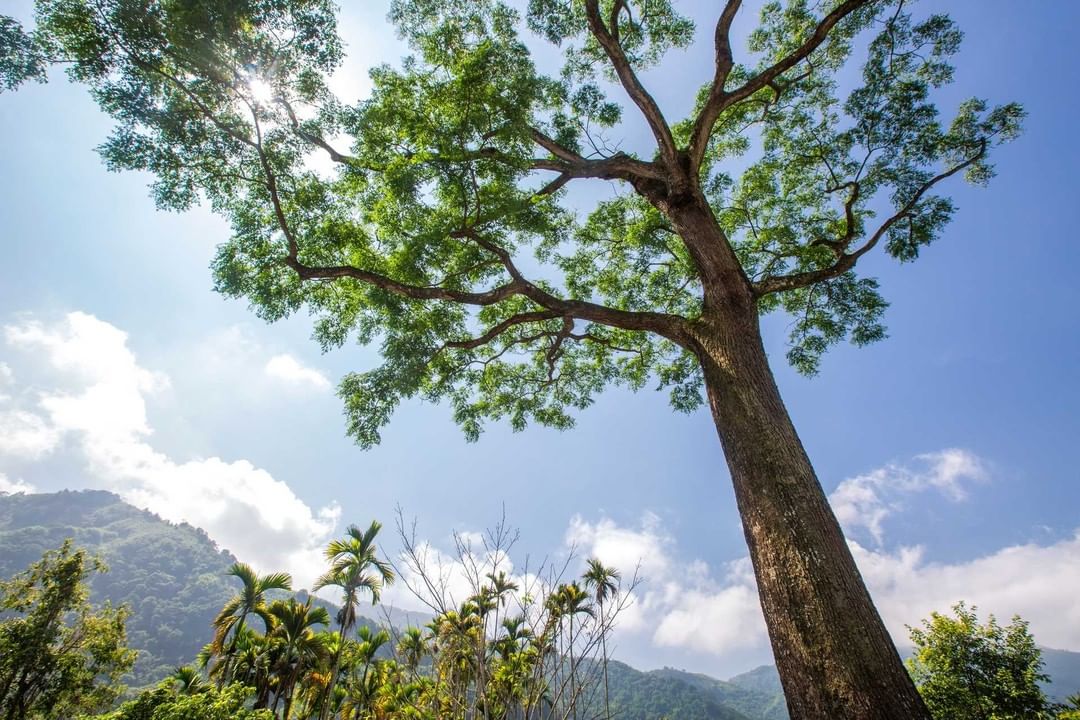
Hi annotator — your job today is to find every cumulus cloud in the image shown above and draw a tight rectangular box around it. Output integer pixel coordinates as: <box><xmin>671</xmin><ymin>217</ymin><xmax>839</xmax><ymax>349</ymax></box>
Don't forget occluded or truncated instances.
<box><xmin>0</xmin><ymin>409</ymin><xmax>60</xmax><ymax>459</ymax></box>
<box><xmin>829</xmin><ymin>449</ymin><xmax>986</xmax><ymax>544</ymax></box>
<box><xmin>566</xmin><ymin>512</ymin><xmax>766</xmax><ymax>653</ymax></box>
<box><xmin>265</xmin><ymin>353</ymin><xmax>332</xmax><ymax>391</ymax></box>
<box><xmin>0</xmin><ymin>473</ymin><xmax>36</xmax><ymax>495</ymax></box>
<box><xmin>1</xmin><ymin>312</ymin><xmax>339</xmax><ymax>588</ymax></box>
<box><xmin>853</xmin><ymin>532</ymin><xmax>1080</xmax><ymax>649</ymax></box>
<box><xmin>566</xmin><ymin>452</ymin><xmax>1080</xmax><ymax>659</ymax></box>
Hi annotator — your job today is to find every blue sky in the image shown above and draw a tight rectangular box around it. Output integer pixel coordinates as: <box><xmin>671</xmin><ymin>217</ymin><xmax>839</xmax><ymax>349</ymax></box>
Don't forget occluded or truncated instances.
<box><xmin>1</xmin><ymin>0</ymin><xmax>1078</xmax><ymax>678</ymax></box>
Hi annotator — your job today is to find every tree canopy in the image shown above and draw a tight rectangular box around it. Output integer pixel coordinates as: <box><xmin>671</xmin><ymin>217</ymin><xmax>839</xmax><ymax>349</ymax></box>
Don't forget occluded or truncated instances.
<box><xmin>1</xmin><ymin>0</ymin><xmax>1021</xmax><ymax>445</ymax></box>
<box><xmin>0</xmin><ymin>539</ymin><xmax>136</xmax><ymax>719</ymax></box>
<box><xmin>907</xmin><ymin>602</ymin><xmax>1052</xmax><ymax>720</ymax></box>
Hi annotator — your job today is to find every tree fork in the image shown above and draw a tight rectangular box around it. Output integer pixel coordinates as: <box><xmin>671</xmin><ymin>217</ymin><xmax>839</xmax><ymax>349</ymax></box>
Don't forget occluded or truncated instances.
<box><xmin>692</xmin><ymin>305</ymin><xmax>931</xmax><ymax>719</ymax></box>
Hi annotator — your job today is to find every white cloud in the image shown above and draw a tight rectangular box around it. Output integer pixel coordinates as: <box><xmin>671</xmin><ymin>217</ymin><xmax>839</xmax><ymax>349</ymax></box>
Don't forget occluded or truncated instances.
<box><xmin>566</xmin><ymin>510</ymin><xmax>672</xmax><ymax>582</ymax></box>
<box><xmin>565</xmin><ymin>452</ymin><xmax>1080</xmax><ymax>660</ymax></box>
<box><xmin>2</xmin><ymin>312</ymin><xmax>339</xmax><ymax>588</ymax></box>
<box><xmin>264</xmin><ymin>353</ymin><xmax>332</xmax><ymax>391</ymax></box>
<box><xmin>830</xmin><ymin>449</ymin><xmax>986</xmax><ymax>544</ymax></box>
<box><xmin>0</xmin><ymin>473</ymin><xmax>36</xmax><ymax>495</ymax></box>
<box><xmin>566</xmin><ymin>512</ymin><xmax>766</xmax><ymax>652</ymax></box>
<box><xmin>854</xmin><ymin>533</ymin><xmax>1080</xmax><ymax>649</ymax></box>
<box><xmin>0</xmin><ymin>409</ymin><xmax>60</xmax><ymax>459</ymax></box>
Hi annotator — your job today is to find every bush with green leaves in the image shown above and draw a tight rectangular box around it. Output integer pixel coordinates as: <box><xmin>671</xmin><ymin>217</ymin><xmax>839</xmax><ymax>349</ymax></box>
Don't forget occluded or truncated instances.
<box><xmin>907</xmin><ymin>602</ymin><xmax>1052</xmax><ymax>720</ymax></box>
<box><xmin>0</xmin><ymin>540</ymin><xmax>135</xmax><ymax>719</ymax></box>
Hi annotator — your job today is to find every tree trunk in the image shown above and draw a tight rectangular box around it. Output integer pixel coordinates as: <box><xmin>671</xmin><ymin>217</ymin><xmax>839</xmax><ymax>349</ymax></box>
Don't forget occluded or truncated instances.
<box><xmin>692</xmin><ymin>306</ymin><xmax>931</xmax><ymax>720</ymax></box>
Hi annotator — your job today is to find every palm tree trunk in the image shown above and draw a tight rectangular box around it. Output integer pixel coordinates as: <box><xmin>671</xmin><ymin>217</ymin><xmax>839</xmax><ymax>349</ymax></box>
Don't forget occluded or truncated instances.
<box><xmin>568</xmin><ymin>615</ymin><xmax>576</xmax><ymax>720</ymax></box>
<box><xmin>690</xmin><ymin>299</ymin><xmax>932</xmax><ymax>720</ymax></box>
<box><xmin>221</xmin><ymin>614</ymin><xmax>248</xmax><ymax>687</ymax></box>
<box><xmin>599</xmin><ymin>600</ymin><xmax>610</xmax><ymax>720</ymax></box>
<box><xmin>320</xmin><ymin>622</ymin><xmax>348</xmax><ymax>720</ymax></box>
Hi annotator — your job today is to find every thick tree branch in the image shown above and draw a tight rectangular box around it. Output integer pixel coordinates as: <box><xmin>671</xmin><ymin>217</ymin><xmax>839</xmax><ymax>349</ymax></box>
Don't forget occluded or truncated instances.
<box><xmin>581</xmin><ymin>0</ymin><xmax>679</xmax><ymax>169</ymax></box>
<box><xmin>449</xmin><ymin>228</ymin><xmax>689</xmax><ymax>341</ymax></box>
<box><xmin>286</xmin><ymin>258</ymin><xmax>527</xmax><ymax>305</ymax></box>
<box><xmin>687</xmin><ymin>0</ymin><xmax>743</xmax><ymax>173</ymax></box>
<box><xmin>753</xmin><ymin>143</ymin><xmax>984</xmax><ymax>296</ymax></box>
<box><xmin>689</xmin><ymin>0</ymin><xmax>876</xmax><ymax>170</ymax></box>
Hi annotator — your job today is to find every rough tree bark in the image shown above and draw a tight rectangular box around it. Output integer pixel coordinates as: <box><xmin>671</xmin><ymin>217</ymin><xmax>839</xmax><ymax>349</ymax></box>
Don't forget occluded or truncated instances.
<box><xmin>660</xmin><ymin>194</ymin><xmax>932</xmax><ymax>719</ymax></box>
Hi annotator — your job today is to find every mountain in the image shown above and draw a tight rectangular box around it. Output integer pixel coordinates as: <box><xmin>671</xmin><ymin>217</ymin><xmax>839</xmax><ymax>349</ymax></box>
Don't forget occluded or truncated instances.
<box><xmin>650</xmin><ymin>665</ymin><xmax>787</xmax><ymax>720</ymax></box>
<box><xmin>0</xmin><ymin>489</ymin><xmax>386</xmax><ymax>687</ymax></box>
<box><xmin>604</xmin><ymin>660</ymin><xmax>753</xmax><ymax>720</ymax></box>
<box><xmin>1043</xmin><ymin>647</ymin><xmax>1080</xmax><ymax>703</ymax></box>
<box><xmin>727</xmin><ymin>665</ymin><xmax>783</xmax><ymax>698</ymax></box>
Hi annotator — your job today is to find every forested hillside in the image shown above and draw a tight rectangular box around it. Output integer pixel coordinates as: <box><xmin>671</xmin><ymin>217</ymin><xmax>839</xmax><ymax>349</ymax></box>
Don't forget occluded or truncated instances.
<box><xmin>604</xmin><ymin>660</ymin><xmax>756</xmax><ymax>720</ymax></box>
<box><xmin>0</xmin><ymin>490</ymin><xmax>387</xmax><ymax>687</ymax></box>
<box><xmin>652</xmin><ymin>665</ymin><xmax>788</xmax><ymax>720</ymax></box>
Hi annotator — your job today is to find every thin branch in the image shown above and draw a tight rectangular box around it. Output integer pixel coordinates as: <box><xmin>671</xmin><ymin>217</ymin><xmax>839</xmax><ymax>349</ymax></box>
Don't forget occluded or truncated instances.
<box><xmin>581</xmin><ymin>0</ymin><xmax>679</xmax><ymax>169</ymax></box>
<box><xmin>689</xmin><ymin>0</ymin><xmax>875</xmax><ymax>170</ymax></box>
<box><xmin>278</xmin><ymin>96</ymin><xmax>363</xmax><ymax>167</ymax></box>
<box><xmin>444</xmin><ymin>311</ymin><xmax>562</xmax><ymax>351</ymax></box>
<box><xmin>687</xmin><ymin>0</ymin><xmax>743</xmax><ymax>173</ymax></box>
<box><xmin>753</xmin><ymin>143</ymin><xmax>984</xmax><ymax>296</ymax></box>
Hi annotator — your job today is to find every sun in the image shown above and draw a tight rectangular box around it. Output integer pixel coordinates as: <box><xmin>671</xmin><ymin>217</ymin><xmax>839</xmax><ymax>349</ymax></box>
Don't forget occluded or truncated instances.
<box><xmin>247</xmin><ymin>77</ymin><xmax>275</xmax><ymax>106</ymax></box>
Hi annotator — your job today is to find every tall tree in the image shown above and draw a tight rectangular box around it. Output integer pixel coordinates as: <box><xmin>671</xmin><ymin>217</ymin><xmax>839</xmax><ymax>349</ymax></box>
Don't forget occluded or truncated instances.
<box><xmin>267</xmin><ymin>597</ymin><xmax>331</xmax><ymax>720</ymax></box>
<box><xmin>6</xmin><ymin>0</ymin><xmax>1024</xmax><ymax>716</ymax></box>
<box><xmin>0</xmin><ymin>540</ymin><xmax>135</xmax><ymax>720</ymax></box>
<box><xmin>314</xmin><ymin>521</ymin><xmax>395</xmax><ymax>720</ymax></box>
<box><xmin>583</xmin><ymin>559</ymin><xmax>619</xmax><ymax>720</ymax></box>
<box><xmin>907</xmin><ymin>602</ymin><xmax>1052</xmax><ymax>720</ymax></box>
<box><xmin>213</xmin><ymin>562</ymin><xmax>292</xmax><ymax>685</ymax></box>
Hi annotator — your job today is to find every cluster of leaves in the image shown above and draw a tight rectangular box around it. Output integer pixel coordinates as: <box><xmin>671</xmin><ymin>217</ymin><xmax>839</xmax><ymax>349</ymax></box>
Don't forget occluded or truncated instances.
<box><xmin>1</xmin><ymin>0</ymin><xmax>1023</xmax><ymax>446</ymax></box>
<box><xmin>0</xmin><ymin>539</ymin><xmax>136</xmax><ymax>719</ymax></box>
<box><xmin>0</xmin><ymin>489</ymin><xmax>250</xmax><ymax>687</ymax></box>
<box><xmin>89</xmin><ymin>517</ymin><xmax>628</xmax><ymax>720</ymax></box>
<box><xmin>99</xmin><ymin>682</ymin><xmax>274</xmax><ymax>720</ymax></box>
<box><xmin>906</xmin><ymin>601</ymin><xmax>1053</xmax><ymax>720</ymax></box>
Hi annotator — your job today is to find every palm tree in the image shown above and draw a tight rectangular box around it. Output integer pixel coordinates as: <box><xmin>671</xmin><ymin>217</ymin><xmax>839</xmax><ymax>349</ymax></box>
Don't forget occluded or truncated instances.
<box><xmin>170</xmin><ymin>665</ymin><xmax>209</xmax><ymax>695</ymax></box>
<box><xmin>554</xmin><ymin>583</ymin><xmax>593</xmax><ymax>720</ymax></box>
<box><xmin>396</xmin><ymin>627</ymin><xmax>428</xmax><ymax>678</ymax></box>
<box><xmin>213</xmin><ymin>562</ymin><xmax>292</xmax><ymax>685</ymax></box>
<box><xmin>347</xmin><ymin>625</ymin><xmax>390</xmax><ymax>719</ymax></box>
<box><xmin>582</xmin><ymin>559</ymin><xmax>620</xmax><ymax>720</ymax></box>
<box><xmin>314</xmin><ymin>521</ymin><xmax>395</xmax><ymax>720</ymax></box>
<box><xmin>268</xmin><ymin>597</ymin><xmax>331</xmax><ymax>720</ymax></box>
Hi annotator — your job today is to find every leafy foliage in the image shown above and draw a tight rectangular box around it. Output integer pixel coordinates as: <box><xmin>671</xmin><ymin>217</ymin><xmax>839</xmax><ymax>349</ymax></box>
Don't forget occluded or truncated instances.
<box><xmin>0</xmin><ymin>490</ymin><xmax>247</xmax><ymax>687</ymax></box>
<box><xmin>0</xmin><ymin>539</ymin><xmax>136</xmax><ymax>719</ymax></box>
<box><xmin>907</xmin><ymin>602</ymin><xmax>1052</xmax><ymax>720</ymax></box>
<box><xmin>6</xmin><ymin>0</ymin><xmax>1022</xmax><ymax>446</ymax></box>
<box><xmin>0</xmin><ymin>15</ymin><xmax>47</xmax><ymax>89</ymax></box>
<box><xmin>99</xmin><ymin>682</ymin><xmax>274</xmax><ymax>720</ymax></box>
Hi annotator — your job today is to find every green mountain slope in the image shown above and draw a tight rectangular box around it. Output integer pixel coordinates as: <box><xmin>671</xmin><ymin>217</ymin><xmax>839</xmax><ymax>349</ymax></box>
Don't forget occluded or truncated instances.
<box><xmin>0</xmin><ymin>490</ymin><xmax>387</xmax><ymax>687</ymax></box>
<box><xmin>605</xmin><ymin>660</ymin><xmax>752</xmax><ymax>720</ymax></box>
<box><xmin>0</xmin><ymin>490</ymin><xmax>240</xmax><ymax>685</ymax></box>
<box><xmin>652</xmin><ymin>665</ymin><xmax>788</xmax><ymax>720</ymax></box>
